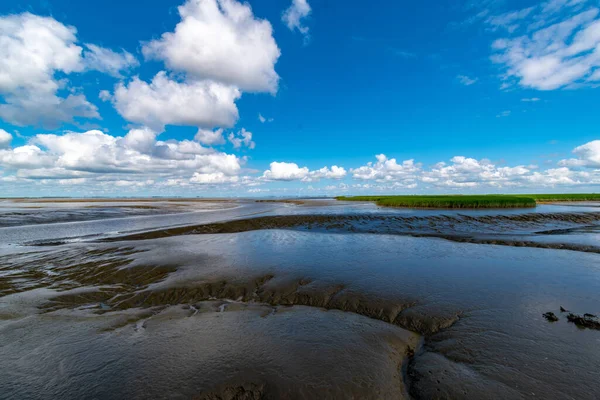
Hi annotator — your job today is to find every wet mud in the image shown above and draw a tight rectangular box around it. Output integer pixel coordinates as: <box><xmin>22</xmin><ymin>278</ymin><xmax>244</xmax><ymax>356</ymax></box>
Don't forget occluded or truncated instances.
<box><xmin>2</xmin><ymin>202</ymin><xmax>600</xmax><ymax>399</ymax></box>
<box><xmin>99</xmin><ymin>212</ymin><xmax>600</xmax><ymax>254</ymax></box>
<box><xmin>0</xmin><ymin>245</ymin><xmax>459</xmax><ymax>336</ymax></box>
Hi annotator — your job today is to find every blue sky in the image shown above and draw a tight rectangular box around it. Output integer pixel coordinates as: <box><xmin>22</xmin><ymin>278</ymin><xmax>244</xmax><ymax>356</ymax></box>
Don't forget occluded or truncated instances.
<box><xmin>0</xmin><ymin>0</ymin><xmax>599</xmax><ymax>196</ymax></box>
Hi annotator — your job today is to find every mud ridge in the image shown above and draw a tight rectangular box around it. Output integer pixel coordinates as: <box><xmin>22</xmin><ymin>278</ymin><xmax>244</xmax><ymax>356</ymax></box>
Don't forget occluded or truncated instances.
<box><xmin>414</xmin><ymin>234</ymin><xmax>600</xmax><ymax>254</ymax></box>
<box><xmin>43</xmin><ymin>273</ymin><xmax>458</xmax><ymax>336</ymax></box>
<box><xmin>96</xmin><ymin>213</ymin><xmax>600</xmax><ymax>253</ymax></box>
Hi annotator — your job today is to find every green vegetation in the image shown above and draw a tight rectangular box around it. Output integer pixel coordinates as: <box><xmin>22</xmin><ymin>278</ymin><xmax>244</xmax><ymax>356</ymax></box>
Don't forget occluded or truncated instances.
<box><xmin>336</xmin><ymin>193</ymin><xmax>600</xmax><ymax>209</ymax></box>
<box><xmin>336</xmin><ymin>195</ymin><xmax>537</xmax><ymax>209</ymax></box>
<box><xmin>523</xmin><ymin>194</ymin><xmax>600</xmax><ymax>202</ymax></box>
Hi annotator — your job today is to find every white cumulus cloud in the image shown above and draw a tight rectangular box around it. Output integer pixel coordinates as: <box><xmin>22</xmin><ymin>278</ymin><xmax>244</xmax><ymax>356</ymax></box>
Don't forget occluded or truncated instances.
<box><xmin>0</xmin><ymin>13</ymin><xmax>99</xmax><ymax>128</ymax></box>
<box><xmin>305</xmin><ymin>166</ymin><xmax>347</xmax><ymax>181</ymax></box>
<box><xmin>262</xmin><ymin>161</ymin><xmax>309</xmax><ymax>181</ymax></box>
<box><xmin>143</xmin><ymin>0</ymin><xmax>281</xmax><ymax>93</ymax></box>
<box><xmin>263</xmin><ymin>162</ymin><xmax>347</xmax><ymax>181</ymax></box>
<box><xmin>351</xmin><ymin>154</ymin><xmax>421</xmax><ymax>183</ymax></box>
<box><xmin>113</xmin><ymin>72</ymin><xmax>241</xmax><ymax>131</ymax></box>
<box><xmin>195</xmin><ymin>128</ymin><xmax>225</xmax><ymax>145</ymax></box>
<box><xmin>0</xmin><ymin>13</ymin><xmax>140</xmax><ymax>129</ymax></box>
<box><xmin>559</xmin><ymin>139</ymin><xmax>600</xmax><ymax>167</ymax></box>
<box><xmin>0</xmin><ymin>129</ymin><xmax>245</xmax><ymax>187</ymax></box>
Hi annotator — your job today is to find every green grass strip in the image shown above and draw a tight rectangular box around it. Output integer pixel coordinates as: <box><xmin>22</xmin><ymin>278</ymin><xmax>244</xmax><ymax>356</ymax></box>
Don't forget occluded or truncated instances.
<box><xmin>335</xmin><ymin>195</ymin><xmax>537</xmax><ymax>209</ymax></box>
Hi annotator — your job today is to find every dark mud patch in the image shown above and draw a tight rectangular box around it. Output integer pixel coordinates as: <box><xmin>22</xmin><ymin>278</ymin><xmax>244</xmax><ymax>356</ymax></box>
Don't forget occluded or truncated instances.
<box><xmin>567</xmin><ymin>313</ymin><xmax>600</xmax><ymax>330</ymax></box>
<box><xmin>543</xmin><ymin>312</ymin><xmax>559</xmax><ymax>322</ymax></box>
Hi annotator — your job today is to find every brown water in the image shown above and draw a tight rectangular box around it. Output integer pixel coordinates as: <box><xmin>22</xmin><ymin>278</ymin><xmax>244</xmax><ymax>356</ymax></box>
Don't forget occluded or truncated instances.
<box><xmin>1</xmin><ymin>199</ymin><xmax>599</xmax><ymax>399</ymax></box>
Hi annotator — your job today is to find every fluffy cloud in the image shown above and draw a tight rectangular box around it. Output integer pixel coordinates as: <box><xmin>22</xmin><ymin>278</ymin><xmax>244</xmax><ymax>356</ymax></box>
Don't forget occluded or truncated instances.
<box><xmin>305</xmin><ymin>166</ymin><xmax>347</xmax><ymax>181</ymax></box>
<box><xmin>228</xmin><ymin>128</ymin><xmax>255</xmax><ymax>149</ymax></box>
<box><xmin>560</xmin><ymin>140</ymin><xmax>600</xmax><ymax>167</ymax></box>
<box><xmin>421</xmin><ymin>156</ymin><xmax>533</xmax><ymax>188</ymax></box>
<box><xmin>344</xmin><ymin>150</ymin><xmax>600</xmax><ymax>190</ymax></box>
<box><xmin>351</xmin><ymin>154</ymin><xmax>421</xmax><ymax>183</ymax></box>
<box><xmin>490</xmin><ymin>3</ymin><xmax>600</xmax><ymax>90</ymax></box>
<box><xmin>121</xmin><ymin>127</ymin><xmax>157</xmax><ymax>154</ymax></box>
<box><xmin>263</xmin><ymin>161</ymin><xmax>309</xmax><ymax>181</ymax></box>
<box><xmin>0</xmin><ymin>129</ymin><xmax>11</xmax><ymax>148</ymax></box>
<box><xmin>0</xmin><ymin>13</ymin><xmax>83</xmax><ymax>93</ymax></box>
<box><xmin>346</xmin><ymin>153</ymin><xmax>596</xmax><ymax>190</ymax></box>
<box><xmin>0</xmin><ymin>13</ymin><xmax>99</xmax><ymax>127</ymax></box>
<box><xmin>0</xmin><ymin>13</ymin><xmax>139</xmax><ymax>128</ymax></box>
<box><xmin>4</xmin><ymin>133</ymin><xmax>600</xmax><ymax>193</ymax></box>
<box><xmin>262</xmin><ymin>162</ymin><xmax>347</xmax><ymax>181</ymax></box>
<box><xmin>112</xmin><ymin>0</ymin><xmax>281</xmax><ymax>134</ymax></box>
<box><xmin>113</xmin><ymin>72</ymin><xmax>241</xmax><ymax>131</ymax></box>
<box><xmin>0</xmin><ymin>145</ymin><xmax>53</xmax><ymax>169</ymax></box>
<box><xmin>143</xmin><ymin>0</ymin><xmax>280</xmax><ymax>93</ymax></box>
<box><xmin>195</xmin><ymin>128</ymin><xmax>225</xmax><ymax>145</ymax></box>
<box><xmin>0</xmin><ymin>129</ymin><xmax>244</xmax><ymax>187</ymax></box>
<box><xmin>282</xmin><ymin>0</ymin><xmax>311</xmax><ymax>38</ymax></box>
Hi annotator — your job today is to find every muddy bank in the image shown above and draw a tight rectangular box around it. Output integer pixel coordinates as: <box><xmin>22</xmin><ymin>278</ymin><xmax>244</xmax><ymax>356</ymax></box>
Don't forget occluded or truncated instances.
<box><xmin>97</xmin><ymin>212</ymin><xmax>600</xmax><ymax>254</ymax></box>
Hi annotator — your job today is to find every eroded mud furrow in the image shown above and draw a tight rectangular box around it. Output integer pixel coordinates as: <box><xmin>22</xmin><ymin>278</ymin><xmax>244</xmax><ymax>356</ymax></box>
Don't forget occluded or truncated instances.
<box><xmin>1</xmin><ymin>245</ymin><xmax>459</xmax><ymax>337</ymax></box>
<box><xmin>43</xmin><ymin>271</ymin><xmax>459</xmax><ymax>337</ymax></box>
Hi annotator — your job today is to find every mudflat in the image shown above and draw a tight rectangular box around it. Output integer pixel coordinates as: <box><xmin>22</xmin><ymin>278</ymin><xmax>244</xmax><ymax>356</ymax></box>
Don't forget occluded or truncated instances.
<box><xmin>1</xmin><ymin>198</ymin><xmax>599</xmax><ymax>399</ymax></box>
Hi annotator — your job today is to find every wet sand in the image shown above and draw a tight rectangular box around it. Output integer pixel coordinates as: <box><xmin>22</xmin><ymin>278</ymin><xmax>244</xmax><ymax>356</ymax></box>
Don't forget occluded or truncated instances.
<box><xmin>1</xmin><ymin>199</ymin><xmax>600</xmax><ymax>399</ymax></box>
